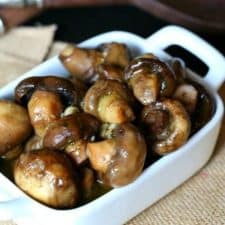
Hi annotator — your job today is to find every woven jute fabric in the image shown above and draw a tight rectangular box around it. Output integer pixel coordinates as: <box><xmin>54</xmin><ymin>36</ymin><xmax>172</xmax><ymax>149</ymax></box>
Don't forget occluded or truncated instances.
<box><xmin>0</xmin><ymin>26</ymin><xmax>225</xmax><ymax>225</ymax></box>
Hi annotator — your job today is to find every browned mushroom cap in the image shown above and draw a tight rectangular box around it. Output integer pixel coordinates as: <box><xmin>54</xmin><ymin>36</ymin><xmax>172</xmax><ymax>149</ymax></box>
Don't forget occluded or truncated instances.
<box><xmin>98</xmin><ymin>42</ymin><xmax>131</xmax><ymax>68</ymax></box>
<box><xmin>15</xmin><ymin>76</ymin><xmax>82</xmax><ymax>106</ymax></box>
<box><xmin>28</xmin><ymin>90</ymin><xmax>64</xmax><ymax>137</ymax></box>
<box><xmin>142</xmin><ymin>99</ymin><xmax>191</xmax><ymax>155</ymax></box>
<box><xmin>14</xmin><ymin>149</ymin><xmax>79</xmax><ymax>208</ymax></box>
<box><xmin>59</xmin><ymin>45</ymin><xmax>104</xmax><ymax>83</ymax></box>
<box><xmin>83</xmin><ymin>80</ymin><xmax>135</xmax><ymax>123</ymax></box>
<box><xmin>0</xmin><ymin>100</ymin><xmax>32</xmax><ymax>156</ymax></box>
<box><xmin>125</xmin><ymin>56</ymin><xmax>176</xmax><ymax>105</ymax></box>
<box><xmin>87</xmin><ymin>123</ymin><xmax>147</xmax><ymax>187</ymax></box>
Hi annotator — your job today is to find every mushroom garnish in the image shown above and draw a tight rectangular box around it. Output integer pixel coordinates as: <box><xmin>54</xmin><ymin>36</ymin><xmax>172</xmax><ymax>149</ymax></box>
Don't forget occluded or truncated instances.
<box><xmin>142</xmin><ymin>99</ymin><xmax>191</xmax><ymax>155</ymax></box>
<box><xmin>83</xmin><ymin>80</ymin><xmax>135</xmax><ymax>123</ymax></box>
<box><xmin>87</xmin><ymin>123</ymin><xmax>146</xmax><ymax>187</ymax></box>
<box><xmin>14</xmin><ymin>149</ymin><xmax>79</xmax><ymax>208</ymax></box>
<box><xmin>125</xmin><ymin>55</ymin><xmax>176</xmax><ymax>105</ymax></box>
<box><xmin>0</xmin><ymin>100</ymin><xmax>32</xmax><ymax>157</ymax></box>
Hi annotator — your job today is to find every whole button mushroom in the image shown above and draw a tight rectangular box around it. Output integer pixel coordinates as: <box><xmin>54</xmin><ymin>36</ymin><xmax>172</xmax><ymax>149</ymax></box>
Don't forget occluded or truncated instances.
<box><xmin>59</xmin><ymin>45</ymin><xmax>104</xmax><ymax>83</ymax></box>
<box><xmin>125</xmin><ymin>55</ymin><xmax>176</xmax><ymax>105</ymax></box>
<box><xmin>59</xmin><ymin>42</ymin><xmax>131</xmax><ymax>84</ymax></box>
<box><xmin>87</xmin><ymin>123</ymin><xmax>147</xmax><ymax>187</ymax></box>
<box><xmin>15</xmin><ymin>76</ymin><xmax>85</xmax><ymax>138</ymax></box>
<box><xmin>0</xmin><ymin>100</ymin><xmax>32</xmax><ymax>156</ymax></box>
<box><xmin>83</xmin><ymin>80</ymin><xmax>135</xmax><ymax>124</ymax></box>
<box><xmin>142</xmin><ymin>99</ymin><xmax>191</xmax><ymax>155</ymax></box>
<box><xmin>14</xmin><ymin>149</ymin><xmax>79</xmax><ymax>209</ymax></box>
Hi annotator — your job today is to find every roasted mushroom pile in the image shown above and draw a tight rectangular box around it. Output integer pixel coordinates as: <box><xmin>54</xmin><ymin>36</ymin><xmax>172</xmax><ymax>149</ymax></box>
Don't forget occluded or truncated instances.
<box><xmin>0</xmin><ymin>42</ymin><xmax>214</xmax><ymax>209</ymax></box>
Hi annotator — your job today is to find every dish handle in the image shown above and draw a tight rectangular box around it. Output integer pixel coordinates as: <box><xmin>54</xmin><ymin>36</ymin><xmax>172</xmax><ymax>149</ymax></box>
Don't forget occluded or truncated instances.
<box><xmin>146</xmin><ymin>25</ymin><xmax>225</xmax><ymax>91</ymax></box>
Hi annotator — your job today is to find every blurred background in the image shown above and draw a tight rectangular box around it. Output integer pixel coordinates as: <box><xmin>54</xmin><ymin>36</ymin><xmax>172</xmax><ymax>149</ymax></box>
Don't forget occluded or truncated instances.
<box><xmin>24</xmin><ymin>5</ymin><xmax>225</xmax><ymax>53</ymax></box>
<box><xmin>20</xmin><ymin>5</ymin><xmax>225</xmax><ymax>77</ymax></box>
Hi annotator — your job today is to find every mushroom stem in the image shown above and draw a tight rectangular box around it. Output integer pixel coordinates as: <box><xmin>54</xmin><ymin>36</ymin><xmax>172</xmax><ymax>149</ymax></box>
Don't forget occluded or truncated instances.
<box><xmin>129</xmin><ymin>72</ymin><xmax>160</xmax><ymax>105</ymax></box>
<box><xmin>28</xmin><ymin>90</ymin><xmax>63</xmax><ymax>137</ymax></box>
<box><xmin>60</xmin><ymin>45</ymin><xmax>104</xmax><ymax>83</ymax></box>
<box><xmin>87</xmin><ymin>123</ymin><xmax>147</xmax><ymax>187</ymax></box>
<box><xmin>98</xmin><ymin>94</ymin><xmax>135</xmax><ymax>123</ymax></box>
<box><xmin>65</xmin><ymin>139</ymin><xmax>88</xmax><ymax>166</ymax></box>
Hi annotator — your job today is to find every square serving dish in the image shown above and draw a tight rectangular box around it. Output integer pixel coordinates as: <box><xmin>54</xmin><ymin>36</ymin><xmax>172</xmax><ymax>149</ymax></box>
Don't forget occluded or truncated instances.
<box><xmin>0</xmin><ymin>25</ymin><xmax>225</xmax><ymax>225</ymax></box>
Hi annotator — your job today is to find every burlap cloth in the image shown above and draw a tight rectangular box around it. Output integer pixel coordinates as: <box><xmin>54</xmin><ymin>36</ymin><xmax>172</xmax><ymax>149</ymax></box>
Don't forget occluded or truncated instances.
<box><xmin>0</xmin><ymin>26</ymin><xmax>225</xmax><ymax>225</ymax></box>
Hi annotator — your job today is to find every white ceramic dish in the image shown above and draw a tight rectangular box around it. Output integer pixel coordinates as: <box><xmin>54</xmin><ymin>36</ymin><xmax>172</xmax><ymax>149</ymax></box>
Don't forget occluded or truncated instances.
<box><xmin>0</xmin><ymin>25</ymin><xmax>225</xmax><ymax>225</ymax></box>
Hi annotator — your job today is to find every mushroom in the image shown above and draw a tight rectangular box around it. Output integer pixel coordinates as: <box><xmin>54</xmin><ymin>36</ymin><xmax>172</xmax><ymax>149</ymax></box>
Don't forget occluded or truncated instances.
<box><xmin>83</xmin><ymin>80</ymin><xmax>135</xmax><ymax>123</ymax></box>
<box><xmin>28</xmin><ymin>90</ymin><xmax>64</xmax><ymax>137</ymax></box>
<box><xmin>141</xmin><ymin>99</ymin><xmax>191</xmax><ymax>155</ymax></box>
<box><xmin>168</xmin><ymin>58</ymin><xmax>186</xmax><ymax>83</ymax></box>
<box><xmin>190</xmin><ymin>81</ymin><xmax>214</xmax><ymax>134</ymax></box>
<box><xmin>43</xmin><ymin>113</ymin><xmax>100</xmax><ymax>166</ymax></box>
<box><xmin>173</xmin><ymin>83</ymin><xmax>198</xmax><ymax>113</ymax></box>
<box><xmin>59</xmin><ymin>45</ymin><xmax>104</xmax><ymax>83</ymax></box>
<box><xmin>125</xmin><ymin>55</ymin><xmax>176</xmax><ymax>105</ymax></box>
<box><xmin>15</xmin><ymin>76</ymin><xmax>82</xmax><ymax>106</ymax></box>
<box><xmin>65</xmin><ymin>139</ymin><xmax>88</xmax><ymax>166</ymax></box>
<box><xmin>59</xmin><ymin>42</ymin><xmax>131</xmax><ymax>84</ymax></box>
<box><xmin>14</xmin><ymin>149</ymin><xmax>79</xmax><ymax>208</ymax></box>
<box><xmin>96</xmin><ymin>64</ymin><xmax>124</xmax><ymax>82</ymax></box>
<box><xmin>0</xmin><ymin>100</ymin><xmax>32</xmax><ymax>156</ymax></box>
<box><xmin>25</xmin><ymin>135</ymin><xmax>43</xmax><ymax>152</ymax></box>
<box><xmin>43</xmin><ymin>115</ymin><xmax>82</xmax><ymax>150</ymax></box>
<box><xmin>87</xmin><ymin>123</ymin><xmax>147</xmax><ymax>187</ymax></box>
<box><xmin>98</xmin><ymin>42</ymin><xmax>131</xmax><ymax>68</ymax></box>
